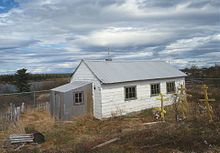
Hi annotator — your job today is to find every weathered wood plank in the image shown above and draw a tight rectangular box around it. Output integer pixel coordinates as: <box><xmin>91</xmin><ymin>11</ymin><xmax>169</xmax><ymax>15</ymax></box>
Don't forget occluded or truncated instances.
<box><xmin>92</xmin><ymin>138</ymin><xmax>120</xmax><ymax>149</ymax></box>
<box><xmin>199</xmin><ymin>99</ymin><xmax>215</xmax><ymax>102</ymax></box>
<box><xmin>142</xmin><ymin>121</ymin><xmax>165</xmax><ymax>126</ymax></box>
<box><xmin>9</xmin><ymin>134</ymin><xmax>34</xmax><ymax>144</ymax></box>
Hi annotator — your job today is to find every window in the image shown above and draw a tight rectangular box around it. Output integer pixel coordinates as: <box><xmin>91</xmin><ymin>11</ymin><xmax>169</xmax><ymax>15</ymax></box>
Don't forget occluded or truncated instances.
<box><xmin>74</xmin><ymin>91</ymin><xmax>84</xmax><ymax>104</ymax></box>
<box><xmin>167</xmin><ymin>82</ymin><xmax>175</xmax><ymax>93</ymax></box>
<box><xmin>151</xmin><ymin>83</ymin><xmax>160</xmax><ymax>96</ymax></box>
<box><xmin>125</xmin><ymin>86</ymin><xmax>136</xmax><ymax>100</ymax></box>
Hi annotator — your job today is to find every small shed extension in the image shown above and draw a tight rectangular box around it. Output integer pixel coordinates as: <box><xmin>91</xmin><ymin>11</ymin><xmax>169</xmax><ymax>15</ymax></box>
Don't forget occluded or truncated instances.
<box><xmin>50</xmin><ymin>81</ymin><xmax>93</xmax><ymax>120</ymax></box>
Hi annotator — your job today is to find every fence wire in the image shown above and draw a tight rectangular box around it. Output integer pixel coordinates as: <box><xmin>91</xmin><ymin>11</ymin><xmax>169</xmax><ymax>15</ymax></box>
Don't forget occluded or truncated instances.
<box><xmin>0</xmin><ymin>90</ymin><xmax>50</xmax><ymax>131</ymax></box>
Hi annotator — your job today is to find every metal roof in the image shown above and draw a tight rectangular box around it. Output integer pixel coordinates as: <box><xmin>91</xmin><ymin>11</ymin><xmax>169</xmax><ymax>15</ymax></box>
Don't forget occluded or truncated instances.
<box><xmin>84</xmin><ymin>60</ymin><xmax>186</xmax><ymax>84</ymax></box>
<box><xmin>51</xmin><ymin>81</ymin><xmax>91</xmax><ymax>92</ymax></box>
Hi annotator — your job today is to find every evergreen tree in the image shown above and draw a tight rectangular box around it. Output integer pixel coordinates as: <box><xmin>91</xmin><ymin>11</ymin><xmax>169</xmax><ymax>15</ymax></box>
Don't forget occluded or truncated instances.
<box><xmin>14</xmin><ymin>68</ymin><xmax>30</xmax><ymax>92</ymax></box>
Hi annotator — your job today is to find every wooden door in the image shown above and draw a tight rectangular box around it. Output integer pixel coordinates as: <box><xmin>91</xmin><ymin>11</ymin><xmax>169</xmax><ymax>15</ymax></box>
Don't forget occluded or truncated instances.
<box><xmin>55</xmin><ymin>93</ymin><xmax>61</xmax><ymax>120</ymax></box>
<box><xmin>86</xmin><ymin>84</ymin><xmax>93</xmax><ymax>115</ymax></box>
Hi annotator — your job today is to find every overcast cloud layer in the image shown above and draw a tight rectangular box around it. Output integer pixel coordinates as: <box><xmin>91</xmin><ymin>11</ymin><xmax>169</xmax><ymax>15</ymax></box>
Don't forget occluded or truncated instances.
<box><xmin>0</xmin><ymin>0</ymin><xmax>220</xmax><ymax>74</ymax></box>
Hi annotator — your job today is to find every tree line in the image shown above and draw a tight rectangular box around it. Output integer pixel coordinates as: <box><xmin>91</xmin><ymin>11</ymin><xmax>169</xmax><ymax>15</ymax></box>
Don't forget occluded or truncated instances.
<box><xmin>0</xmin><ymin>71</ymin><xmax>71</xmax><ymax>83</ymax></box>
<box><xmin>1</xmin><ymin>65</ymin><xmax>219</xmax><ymax>93</ymax></box>
<box><xmin>181</xmin><ymin>65</ymin><xmax>220</xmax><ymax>78</ymax></box>
<box><xmin>0</xmin><ymin>68</ymin><xmax>71</xmax><ymax>92</ymax></box>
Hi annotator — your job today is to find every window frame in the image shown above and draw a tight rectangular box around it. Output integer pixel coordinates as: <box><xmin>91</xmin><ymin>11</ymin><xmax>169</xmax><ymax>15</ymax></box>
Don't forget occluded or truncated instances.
<box><xmin>166</xmin><ymin>81</ymin><xmax>175</xmax><ymax>94</ymax></box>
<box><xmin>150</xmin><ymin>83</ymin><xmax>160</xmax><ymax>96</ymax></box>
<box><xmin>124</xmin><ymin>86</ymin><xmax>137</xmax><ymax>101</ymax></box>
<box><xmin>73</xmin><ymin>91</ymin><xmax>84</xmax><ymax>105</ymax></box>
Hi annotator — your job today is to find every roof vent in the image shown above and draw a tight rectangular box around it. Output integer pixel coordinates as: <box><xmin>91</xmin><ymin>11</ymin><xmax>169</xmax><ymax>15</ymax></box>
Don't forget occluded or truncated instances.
<box><xmin>105</xmin><ymin>58</ymin><xmax>112</xmax><ymax>61</ymax></box>
<box><xmin>105</xmin><ymin>48</ymin><xmax>112</xmax><ymax>61</ymax></box>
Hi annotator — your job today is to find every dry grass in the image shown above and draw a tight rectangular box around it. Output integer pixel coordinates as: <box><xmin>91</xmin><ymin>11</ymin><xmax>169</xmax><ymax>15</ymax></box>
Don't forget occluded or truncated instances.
<box><xmin>41</xmin><ymin>114</ymin><xmax>147</xmax><ymax>152</ymax></box>
<box><xmin>0</xmin><ymin>131</ymin><xmax>6</xmax><ymax>153</ymax></box>
<box><xmin>91</xmin><ymin>119</ymin><xmax>220</xmax><ymax>153</ymax></box>
<box><xmin>1</xmin><ymin>82</ymin><xmax>220</xmax><ymax>153</ymax></box>
<box><xmin>0</xmin><ymin>109</ymin><xmax>54</xmax><ymax>152</ymax></box>
<box><xmin>0</xmin><ymin>110</ymin><xmax>151</xmax><ymax>152</ymax></box>
<box><xmin>20</xmin><ymin>109</ymin><xmax>54</xmax><ymax>132</ymax></box>
<box><xmin>2</xmin><ymin>105</ymin><xmax>220</xmax><ymax>153</ymax></box>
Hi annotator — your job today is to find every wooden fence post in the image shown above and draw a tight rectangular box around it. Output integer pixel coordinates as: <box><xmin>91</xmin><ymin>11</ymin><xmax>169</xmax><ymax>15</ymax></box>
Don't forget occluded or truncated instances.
<box><xmin>21</xmin><ymin>102</ymin><xmax>25</xmax><ymax>113</ymax></box>
<box><xmin>33</xmin><ymin>91</ymin><xmax>36</xmax><ymax>107</ymax></box>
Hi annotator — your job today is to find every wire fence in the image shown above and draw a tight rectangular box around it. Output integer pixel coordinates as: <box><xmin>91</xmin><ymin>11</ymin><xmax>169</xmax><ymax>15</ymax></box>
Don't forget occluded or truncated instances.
<box><xmin>0</xmin><ymin>90</ymin><xmax>50</xmax><ymax>131</ymax></box>
<box><xmin>185</xmin><ymin>77</ymin><xmax>220</xmax><ymax>122</ymax></box>
<box><xmin>0</xmin><ymin>77</ymin><xmax>219</xmax><ymax>131</ymax></box>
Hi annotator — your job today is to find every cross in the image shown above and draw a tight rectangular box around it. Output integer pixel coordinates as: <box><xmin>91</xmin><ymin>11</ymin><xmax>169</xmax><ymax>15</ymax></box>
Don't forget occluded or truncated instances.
<box><xmin>178</xmin><ymin>84</ymin><xmax>187</xmax><ymax>95</ymax></box>
<box><xmin>174</xmin><ymin>84</ymin><xmax>190</xmax><ymax>120</ymax></box>
<box><xmin>199</xmin><ymin>84</ymin><xmax>215</xmax><ymax>122</ymax></box>
<box><xmin>156</xmin><ymin>93</ymin><xmax>169</xmax><ymax>120</ymax></box>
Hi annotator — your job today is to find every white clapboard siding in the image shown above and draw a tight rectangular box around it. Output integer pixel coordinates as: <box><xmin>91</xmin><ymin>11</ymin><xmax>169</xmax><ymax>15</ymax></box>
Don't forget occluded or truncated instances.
<box><xmin>71</xmin><ymin>61</ymin><xmax>102</xmax><ymax>118</ymax></box>
<box><xmin>101</xmin><ymin>77</ymin><xmax>185</xmax><ymax>118</ymax></box>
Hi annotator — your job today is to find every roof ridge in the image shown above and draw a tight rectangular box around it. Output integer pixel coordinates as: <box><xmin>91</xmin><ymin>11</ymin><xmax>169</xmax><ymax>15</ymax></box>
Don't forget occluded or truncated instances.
<box><xmin>81</xmin><ymin>59</ymin><xmax>186</xmax><ymax>84</ymax></box>
<box><xmin>84</xmin><ymin>59</ymin><xmax>166</xmax><ymax>63</ymax></box>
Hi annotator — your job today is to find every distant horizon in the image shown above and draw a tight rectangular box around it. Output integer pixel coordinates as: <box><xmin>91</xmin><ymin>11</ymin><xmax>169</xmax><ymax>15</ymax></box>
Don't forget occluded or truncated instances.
<box><xmin>0</xmin><ymin>60</ymin><xmax>219</xmax><ymax>75</ymax></box>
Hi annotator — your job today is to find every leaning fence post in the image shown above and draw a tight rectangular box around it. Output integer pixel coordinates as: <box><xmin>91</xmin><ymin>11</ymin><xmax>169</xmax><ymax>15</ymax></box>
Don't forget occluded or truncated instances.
<box><xmin>14</xmin><ymin>107</ymin><xmax>18</xmax><ymax>121</ymax></box>
<box><xmin>16</xmin><ymin>106</ymin><xmax>21</xmax><ymax>121</ymax></box>
<box><xmin>33</xmin><ymin>91</ymin><xmax>36</xmax><ymax>107</ymax></box>
<box><xmin>21</xmin><ymin>102</ymin><xmax>25</xmax><ymax>113</ymax></box>
<box><xmin>10</xmin><ymin>103</ymin><xmax>13</xmax><ymax>121</ymax></box>
<box><xmin>46</xmin><ymin>102</ymin><xmax>49</xmax><ymax>111</ymax></box>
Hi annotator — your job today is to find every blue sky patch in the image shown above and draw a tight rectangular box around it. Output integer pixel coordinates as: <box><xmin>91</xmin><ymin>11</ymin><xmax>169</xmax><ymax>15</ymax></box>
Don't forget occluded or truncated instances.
<box><xmin>0</xmin><ymin>0</ymin><xmax>19</xmax><ymax>13</ymax></box>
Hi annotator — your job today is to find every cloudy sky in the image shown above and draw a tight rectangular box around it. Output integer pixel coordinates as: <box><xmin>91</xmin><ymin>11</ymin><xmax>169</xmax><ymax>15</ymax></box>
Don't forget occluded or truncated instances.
<box><xmin>0</xmin><ymin>0</ymin><xmax>219</xmax><ymax>74</ymax></box>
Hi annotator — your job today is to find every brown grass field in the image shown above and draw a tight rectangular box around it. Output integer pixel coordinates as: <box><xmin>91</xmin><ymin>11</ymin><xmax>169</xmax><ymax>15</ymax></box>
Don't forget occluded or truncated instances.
<box><xmin>0</xmin><ymin>83</ymin><xmax>220</xmax><ymax>153</ymax></box>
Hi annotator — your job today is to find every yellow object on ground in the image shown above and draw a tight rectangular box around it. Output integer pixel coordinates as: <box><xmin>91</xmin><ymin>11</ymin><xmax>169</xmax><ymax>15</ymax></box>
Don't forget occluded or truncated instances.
<box><xmin>176</xmin><ymin>84</ymin><xmax>189</xmax><ymax>119</ymax></box>
<box><xmin>201</xmin><ymin>85</ymin><xmax>215</xmax><ymax>123</ymax></box>
<box><xmin>155</xmin><ymin>93</ymin><xmax>168</xmax><ymax>121</ymax></box>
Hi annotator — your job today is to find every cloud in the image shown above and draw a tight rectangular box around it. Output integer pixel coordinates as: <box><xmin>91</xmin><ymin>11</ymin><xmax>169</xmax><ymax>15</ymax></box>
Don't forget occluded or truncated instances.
<box><xmin>160</xmin><ymin>34</ymin><xmax>220</xmax><ymax>55</ymax></box>
<box><xmin>0</xmin><ymin>38</ymin><xmax>37</xmax><ymax>50</ymax></box>
<box><xmin>72</xmin><ymin>27</ymin><xmax>173</xmax><ymax>47</ymax></box>
<box><xmin>0</xmin><ymin>0</ymin><xmax>219</xmax><ymax>74</ymax></box>
<box><xmin>114</xmin><ymin>51</ymin><xmax>153</xmax><ymax>59</ymax></box>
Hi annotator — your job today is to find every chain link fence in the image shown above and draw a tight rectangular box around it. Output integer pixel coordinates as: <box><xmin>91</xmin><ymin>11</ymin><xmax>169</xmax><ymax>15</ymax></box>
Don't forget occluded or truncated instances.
<box><xmin>0</xmin><ymin>77</ymin><xmax>219</xmax><ymax>131</ymax></box>
<box><xmin>0</xmin><ymin>90</ymin><xmax>50</xmax><ymax>131</ymax></box>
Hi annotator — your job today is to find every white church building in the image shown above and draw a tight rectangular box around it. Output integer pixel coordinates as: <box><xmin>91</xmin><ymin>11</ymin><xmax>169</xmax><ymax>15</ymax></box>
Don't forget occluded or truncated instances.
<box><xmin>50</xmin><ymin>60</ymin><xmax>186</xmax><ymax>120</ymax></box>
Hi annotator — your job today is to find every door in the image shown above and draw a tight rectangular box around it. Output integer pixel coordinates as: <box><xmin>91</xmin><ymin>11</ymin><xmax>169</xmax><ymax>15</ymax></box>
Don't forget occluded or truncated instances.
<box><xmin>72</xmin><ymin>84</ymin><xmax>93</xmax><ymax>117</ymax></box>
<box><xmin>86</xmin><ymin>84</ymin><xmax>93</xmax><ymax>115</ymax></box>
<box><xmin>55</xmin><ymin>92</ymin><xmax>61</xmax><ymax>120</ymax></box>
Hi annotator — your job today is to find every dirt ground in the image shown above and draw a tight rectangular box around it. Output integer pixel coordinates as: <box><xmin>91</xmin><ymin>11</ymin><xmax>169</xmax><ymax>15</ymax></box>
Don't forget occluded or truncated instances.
<box><xmin>0</xmin><ymin>83</ymin><xmax>220</xmax><ymax>153</ymax></box>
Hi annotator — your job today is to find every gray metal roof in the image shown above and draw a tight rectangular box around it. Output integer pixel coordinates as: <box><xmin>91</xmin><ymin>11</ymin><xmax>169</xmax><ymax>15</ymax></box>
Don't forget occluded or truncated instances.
<box><xmin>84</xmin><ymin>60</ymin><xmax>186</xmax><ymax>84</ymax></box>
<box><xmin>51</xmin><ymin>81</ymin><xmax>91</xmax><ymax>92</ymax></box>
